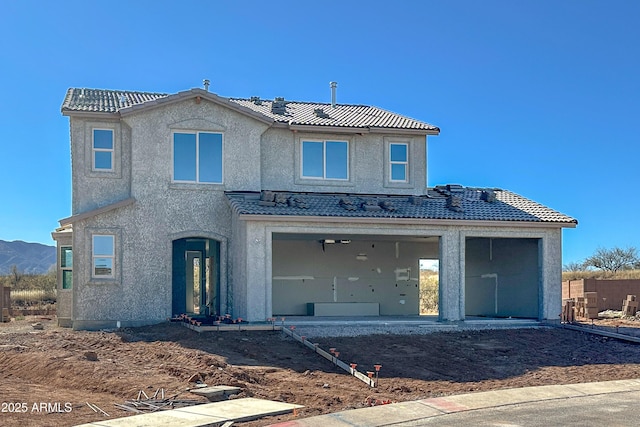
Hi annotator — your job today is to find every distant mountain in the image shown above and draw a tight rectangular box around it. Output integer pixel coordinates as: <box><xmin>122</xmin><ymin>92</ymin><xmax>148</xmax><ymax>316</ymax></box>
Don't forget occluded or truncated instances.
<box><xmin>0</xmin><ymin>240</ymin><xmax>56</xmax><ymax>275</ymax></box>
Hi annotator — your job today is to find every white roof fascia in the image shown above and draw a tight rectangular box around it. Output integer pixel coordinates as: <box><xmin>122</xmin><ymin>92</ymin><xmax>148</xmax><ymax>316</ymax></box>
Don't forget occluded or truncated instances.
<box><xmin>287</xmin><ymin>125</ymin><xmax>437</xmax><ymax>136</ymax></box>
<box><xmin>369</xmin><ymin>127</ymin><xmax>440</xmax><ymax>136</ymax></box>
<box><xmin>61</xmin><ymin>110</ymin><xmax>120</xmax><ymax>119</ymax></box>
<box><xmin>288</xmin><ymin>124</ymin><xmax>371</xmax><ymax>134</ymax></box>
<box><xmin>236</xmin><ymin>214</ymin><xmax>576</xmax><ymax>229</ymax></box>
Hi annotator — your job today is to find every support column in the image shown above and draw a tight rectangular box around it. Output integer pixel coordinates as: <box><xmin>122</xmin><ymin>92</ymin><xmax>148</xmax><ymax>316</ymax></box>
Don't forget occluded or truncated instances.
<box><xmin>439</xmin><ymin>230</ymin><xmax>463</xmax><ymax>321</ymax></box>
<box><xmin>541</xmin><ymin>230</ymin><xmax>563</xmax><ymax>321</ymax></box>
<box><xmin>244</xmin><ymin>222</ymin><xmax>269</xmax><ymax>321</ymax></box>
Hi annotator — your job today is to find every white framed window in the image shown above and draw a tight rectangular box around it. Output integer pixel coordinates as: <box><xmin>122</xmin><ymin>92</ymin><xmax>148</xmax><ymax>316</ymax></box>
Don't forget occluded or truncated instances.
<box><xmin>173</xmin><ymin>131</ymin><xmax>223</xmax><ymax>183</ymax></box>
<box><xmin>389</xmin><ymin>142</ymin><xmax>409</xmax><ymax>182</ymax></box>
<box><xmin>92</xmin><ymin>235</ymin><xmax>114</xmax><ymax>278</ymax></box>
<box><xmin>93</xmin><ymin>129</ymin><xmax>114</xmax><ymax>171</ymax></box>
<box><xmin>301</xmin><ymin>140</ymin><xmax>348</xmax><ymax>180</ymax></box>
<box><xmin>60</xmin><ymin>246</ymin><xmax>73</xmax><ymax>289</ymax></box>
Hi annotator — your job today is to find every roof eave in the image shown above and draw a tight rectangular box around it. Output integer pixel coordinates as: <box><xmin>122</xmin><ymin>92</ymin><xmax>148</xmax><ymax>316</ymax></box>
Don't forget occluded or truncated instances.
<box><xmin>369</xmin><ymin>126</ymin><xmax>440</xmax><ymax>136</ymax></box>
<box><xmin>59</xmin><ymin>197</ymin><xmax>136</xmax><ymax>226</ymax></box>
<box><xmin>287</xmin><ymin>124</ymin><xmax>439</xmax><ymax>136</ymax></box>
<box><xmin>61</xmin><ymin>109</ymin><xmax>120</xmax><ymax>119</ymax></box>
<box><xmin>235</xmin><ymin>214</ymin><xmax>577</xmax><ymax>229</ymax></box>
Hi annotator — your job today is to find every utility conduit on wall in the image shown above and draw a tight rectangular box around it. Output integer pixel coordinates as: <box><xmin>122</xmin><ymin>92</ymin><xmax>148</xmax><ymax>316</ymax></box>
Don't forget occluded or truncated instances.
<box><xmin>281</xmin><ymin>326</ymin><xmax>377</xmax><ymax>388</ymax></box>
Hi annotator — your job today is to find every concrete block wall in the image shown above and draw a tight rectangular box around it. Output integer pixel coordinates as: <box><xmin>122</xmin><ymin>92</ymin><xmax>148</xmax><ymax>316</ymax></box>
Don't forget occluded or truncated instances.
<box><xmin>562</xmin><ymin>279</ymin><xmax>640</xmax><ymax>311</ymax></box>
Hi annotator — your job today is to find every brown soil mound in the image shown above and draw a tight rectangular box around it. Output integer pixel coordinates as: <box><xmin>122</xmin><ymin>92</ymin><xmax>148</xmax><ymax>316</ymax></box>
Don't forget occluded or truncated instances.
<box><xmin>1</xmin><ymin>317</ymin><xmax>639</xmax><ymax>427</ymax></box>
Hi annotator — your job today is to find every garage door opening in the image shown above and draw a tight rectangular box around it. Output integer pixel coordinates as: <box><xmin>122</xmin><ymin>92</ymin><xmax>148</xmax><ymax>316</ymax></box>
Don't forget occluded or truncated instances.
<box><xmin>271</xmin><ymin>234</ymin><xmax>439</xmax><ymax>317</ymax></box>
<box><xmin>465</xmin><ymin>237</ymin><xmax>541</xmax><ymax>319</ymax></box>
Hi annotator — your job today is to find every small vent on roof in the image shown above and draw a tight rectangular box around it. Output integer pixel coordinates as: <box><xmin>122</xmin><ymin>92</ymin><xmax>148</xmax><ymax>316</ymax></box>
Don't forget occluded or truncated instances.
<box><xmin>330</xmin><ymin>81</ymin><xmax>337</xmax><ymax>108</ymax></box>
<box><xmin>250</xmin><ymin>96</ymin><xmax>262</xmax><ymax>105</ymax></box>
<box><xmin>314</xmin><ymin>108</ymin><xmax>330</xmax><ymax>118</ymax></box>
<box><xmin>119</xmin><ymin>94</ymin><xmax>127</xmax><ymax>104</ymax></box>
<box><xmin>272</xmin><ymin>97</ymin><xmax>287</xmax><ymax>115</ymax></box>
<box><xmin>203</xmin><ymin>79</ymin><xmax>210</xmax><ymax>91</ymax></box>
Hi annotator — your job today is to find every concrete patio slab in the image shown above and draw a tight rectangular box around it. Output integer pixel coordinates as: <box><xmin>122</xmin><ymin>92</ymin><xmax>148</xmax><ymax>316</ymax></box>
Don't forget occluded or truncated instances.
<box><xmin>75</xmin><ymin>397</ymin><xmax>303</xmax><ymax>427</ymax></box>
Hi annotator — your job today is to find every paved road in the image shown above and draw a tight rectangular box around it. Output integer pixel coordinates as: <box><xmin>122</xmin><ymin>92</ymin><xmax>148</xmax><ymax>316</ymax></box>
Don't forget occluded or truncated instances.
<box><xmin>396</xmin><ymin>390</ymin><xmax>639</xmax><ymax>426</ymax></box>
<box><xmin>269</xmin><ymin>379</ymin><xmax>640</xmax><ymax>427</ymax></box>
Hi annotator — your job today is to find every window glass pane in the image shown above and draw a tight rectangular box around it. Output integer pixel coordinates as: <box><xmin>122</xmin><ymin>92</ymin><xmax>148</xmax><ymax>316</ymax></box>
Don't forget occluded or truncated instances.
<box><xmin>302</xmin><ymin>141</ymin><xmax>323</xmax><ymax>177</ymax></box>
<box><xmin>174</xmin><ymin>133</ymin><xmax>197</xmax><ymax>181</ymax></box>
<box><xmin>390</xmin><ymin>144</ymin><xmax>407</xmax><ymax>162</ymax></box>
<box><xmin>198</xmin><ymin>132</ymin><xmax>223</xmax><ymax>183</ymax></box>
<box><xmin>93</xmin><ymin>129</ymin><xmax>113</xmax><ymax>149</ymax></box>
<box><xmin>391</xmin><ymin>163</ymin><xmax>407</xmax><ymax>181</ymax></box>
<box><xmin>325</xmin><ymin>141</ymin><xmax>348</xmax><ymax>179</ymax></box>
<box><xmin>93</xmin><ymin>235</ymin><xmax>114</xmax><ymax>256</ymax></box>
<box><xmin>94</xmin><ymin>151</ymin><xmax>112</xmax><ymax>170</ymax></box>
<box><xmin>61</xmin><ymin>247</ymin><xmax>72</xmax><ymax>268</ymax></box>
<box><xmin>94</xmin><ymin>258</ymin><xmax>113</xmax><ymax>276</ymax></box>
<box><xmin>62</xmin><ymin>270</ymin><xmax>73</xmax><ymax>289</ymax></box>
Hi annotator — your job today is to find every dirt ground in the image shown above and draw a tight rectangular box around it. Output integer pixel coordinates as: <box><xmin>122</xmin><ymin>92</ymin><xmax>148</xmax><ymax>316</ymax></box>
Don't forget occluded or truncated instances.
<box><xmin>1</xmin><ymin>316</ymin><xmax>640</xmax><ymax>427</ymax></box>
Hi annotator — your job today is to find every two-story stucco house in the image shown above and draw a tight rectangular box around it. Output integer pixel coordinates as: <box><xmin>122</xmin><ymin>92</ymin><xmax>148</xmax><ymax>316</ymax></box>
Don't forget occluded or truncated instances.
<box><xmin>52</xmin><ymin>84</ymin><xmax>576</xmax><ymax>330</ymax></box>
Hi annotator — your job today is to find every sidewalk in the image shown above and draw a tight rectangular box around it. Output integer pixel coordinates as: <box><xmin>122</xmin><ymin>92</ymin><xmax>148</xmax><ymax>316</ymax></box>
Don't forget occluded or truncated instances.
<box><xmin>268</xmin><ymin>378</ymin><xmax>640</xmax><ymax>426</ymax></box>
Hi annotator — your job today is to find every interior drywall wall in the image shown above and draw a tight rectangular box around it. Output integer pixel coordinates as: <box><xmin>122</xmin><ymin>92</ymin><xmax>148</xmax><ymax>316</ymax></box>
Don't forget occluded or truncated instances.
<box><xmin>272</xmin><ymin>238</ymin><xmax>438</xmax><ymax>315</ymax></box>
<box><xmin>465</xmin><ymin>237</ymin><xmax>540</xmax><ymax>318</ymax></box>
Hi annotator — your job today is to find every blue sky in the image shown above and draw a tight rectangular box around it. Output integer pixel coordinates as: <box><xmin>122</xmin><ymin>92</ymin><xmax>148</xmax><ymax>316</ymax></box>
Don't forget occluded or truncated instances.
<box><xmin>1</xmin><ymin>0</ymin><xmax>638</xmax><ymax>265</ymax></box>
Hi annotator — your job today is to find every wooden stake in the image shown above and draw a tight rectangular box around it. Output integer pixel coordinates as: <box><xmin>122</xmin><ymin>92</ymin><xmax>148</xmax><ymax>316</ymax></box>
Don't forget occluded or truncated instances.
<box><xmin>93</xmin><ymin>403</ymin><xmax>110</xmax><ymax>417</ymax></box>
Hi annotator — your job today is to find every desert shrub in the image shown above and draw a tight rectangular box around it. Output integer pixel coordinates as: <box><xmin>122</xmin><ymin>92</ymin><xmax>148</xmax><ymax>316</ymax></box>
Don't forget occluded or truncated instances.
<box><xmin>420</xmin><ymin>269</ymin><xmax>439</xmax><ymax>314</ymax></box>
<box><xmin>562</xmin><ymin>269</ymin><xmax>640</xmax><ymax>281</ymax></box>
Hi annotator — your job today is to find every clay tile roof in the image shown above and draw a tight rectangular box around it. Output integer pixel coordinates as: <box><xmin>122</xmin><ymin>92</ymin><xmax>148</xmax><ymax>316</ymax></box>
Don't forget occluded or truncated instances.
<box><xmin>226</xmin><ymin>187</ymin><xmax>577</xmax><ymax>226</ymax></box>
<box><xmin>61</xmin><ymin>88</ymin><xmax>168</xmax><ymax>113</ymax></box>
<box><xmin>61</xmin><ymin>88</ymin><xmax>439</xmax><ymax>132</ymax></box>
<box><xmin>228</xmin><ymin>98</ymin><xmax>439</xmax><ymax>131</ymax></box>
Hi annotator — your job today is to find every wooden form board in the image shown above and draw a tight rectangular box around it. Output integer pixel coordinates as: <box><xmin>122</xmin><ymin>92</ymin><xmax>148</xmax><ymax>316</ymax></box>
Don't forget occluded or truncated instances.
<box><xmin>282</xmin><ymin>326</ymin><xmax>376</xmax><ymax>387</ymax></box>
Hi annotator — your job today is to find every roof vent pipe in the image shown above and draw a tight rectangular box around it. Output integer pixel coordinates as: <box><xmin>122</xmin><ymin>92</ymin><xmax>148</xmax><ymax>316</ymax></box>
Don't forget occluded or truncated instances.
<box><xmin>330</xmin><ymin>81</ymin><xmax>337</xmax><ymax>108</ymax></box>
<box><xmin>203</xmin><ymin>79</ymin><xmax>210</xmax><ymax>91</ymax></box>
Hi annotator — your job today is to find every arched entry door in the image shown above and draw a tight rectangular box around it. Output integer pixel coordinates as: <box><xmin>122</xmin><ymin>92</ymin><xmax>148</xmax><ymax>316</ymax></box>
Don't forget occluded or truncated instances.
<box><xmin>172</xmin><ymin>238</ymin><xmax>220</xmax><ymax>316</ymax></box>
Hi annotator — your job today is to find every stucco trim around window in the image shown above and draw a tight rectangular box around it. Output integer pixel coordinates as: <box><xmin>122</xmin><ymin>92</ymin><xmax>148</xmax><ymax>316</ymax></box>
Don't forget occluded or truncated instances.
<box><xmin>84</xmin><ymin>121</ymin><xmax>122</xmax><ymax>179</ymax></box>
<box><xmin>383</xmin><ymin>137</ymin><xmax>415</xmax><ymax>189</ymax></box>
<box><xmin>86</xmin><ymin>227</ymin><xmax>122</xmax><ymax>285</ymax></box>
<box><xmin>60</xmin><ymin>246</ymin><xmax>73</xmax><ymax>290</ymax></box>
<box><xmin>171</xmin><ymin>130</ymin><xmax>224</xmax><ymax>185</ymax></box>
<box><xmin>294</xmin><ymin>134</ymin><xmax>355</xmax><ymax>187</ymax></box>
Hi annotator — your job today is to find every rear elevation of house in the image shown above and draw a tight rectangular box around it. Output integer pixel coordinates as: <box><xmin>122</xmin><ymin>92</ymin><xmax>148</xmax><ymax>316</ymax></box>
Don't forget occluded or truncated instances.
<box><xmin>52</xmin><ymin>85</ymin><xmax>577</xmax><ymax>330</ymax></box>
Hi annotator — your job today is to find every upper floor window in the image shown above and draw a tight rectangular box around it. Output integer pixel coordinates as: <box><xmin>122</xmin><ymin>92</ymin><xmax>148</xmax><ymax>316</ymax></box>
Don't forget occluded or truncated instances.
<box><xmin>173</xmin><ymin>132</ymin><xmax>223</xmax><ymax>183</ymax></box>
<box><xmin>302</xmin><ymin>140</ymin><xmax>348</xmax><ymax>180</ymax></box>
<box><xmin>92</xmin><ymin>235</ymin><xmax>114</xmax><ymax>278</ymax></box>
<box><xmin>389</xmin><ymin>142</ymin><xmax>408</xmax><ymax>182</ymax></box>
<box><xmin>93</xmin><ymin>129</ymin><xmax>114</xmax><ymax>171</ymax></box>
